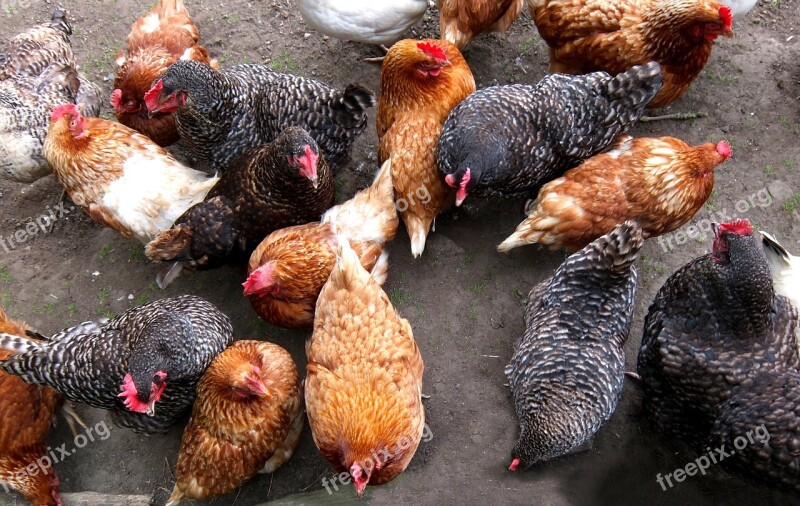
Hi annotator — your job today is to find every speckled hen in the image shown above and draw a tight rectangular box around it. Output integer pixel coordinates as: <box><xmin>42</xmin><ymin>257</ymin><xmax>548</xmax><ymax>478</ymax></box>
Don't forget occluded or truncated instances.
<box><xmin>437</xmin><ymin>62</ymin><xmax>662</xmax><ymax>205</ymax></box>
<box><xmin>144</xmin><ymin>59</ymin><xmax>375</xmax><ymax>170</ymax></box>
<box><xmin>0</xmin><ymin>296</ymin><xmax>233</xmax><ymax>434</ymax></box>
<box><xmin>637</xmin><ymin>220</ymin><xmax>800</xmax><ymax>450</ymax></box>
<box><xmin>0</xmin><ymin>8</ymin><xmax>102</xmax><ymax>183</ymax></box>
<box><xmin>506</xmin><ymin>221</ymin><xmax>643</xmax><ymax>470</ymax></box>
<box><xmin>145</xmin><ymin>127</ymin><xmax>335</xmax><ymax>288</ymax></box>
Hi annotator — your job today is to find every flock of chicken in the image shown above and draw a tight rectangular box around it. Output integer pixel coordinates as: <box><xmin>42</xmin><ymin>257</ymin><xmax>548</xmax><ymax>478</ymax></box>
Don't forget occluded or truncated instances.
<box><xmin>0</xmin><ymin>0</ymin><xmax>796</xmax><ymax>504</ymax></box>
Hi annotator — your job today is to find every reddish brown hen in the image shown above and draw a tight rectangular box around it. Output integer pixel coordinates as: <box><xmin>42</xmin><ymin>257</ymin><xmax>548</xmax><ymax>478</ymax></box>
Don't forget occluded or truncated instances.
<box><xmin>166</xmin><ymin>340</ymin><xmax>303</xmax><ymax>505</ymax></box>
<box><xmin>439</xmin><ymin>0</ymin><xmax>524</xmax><ymax>49</ymax></box>
<box><xmin>244</xmin><ymin>159</ymin><xmax>397</xmax><ymax>328</ymax></box>
<box><xmin>498</xmin><ymin>136</ymin><xmax>731</xmax><ymax>252</ymax></box>
<box><xmin>112</xmin><ymin>0</ymin><xmax>217</xmax><ymax>146</ymax></box>
<box><xmin>0</xmin><ymin>308</ymin><xmax>63</xmax><ymax>506</ymax></box>
<box><xmin>529</xmin><ymin>0</ymin><xmax>733</xmax><ymax>108</ymax></box>
<box><xmin>305</xmin><ymin>241</ymin><xmax>425</xmax><ymax>498</ymax></box>
<box><xmin>377</xmin><ymin>38</ymin><xmax>475</xmax><ymax>257</ymax></box>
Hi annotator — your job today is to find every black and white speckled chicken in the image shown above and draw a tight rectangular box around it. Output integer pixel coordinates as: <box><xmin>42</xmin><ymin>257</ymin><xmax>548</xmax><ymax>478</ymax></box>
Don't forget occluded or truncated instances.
<box><xmin>436</xmin><ymin>62</ymin><xmax>662</xmax><ymax>206</ymax></box>
<box><xmin>506</xmin><ymin>221</ymin><xmax>643</xmax><ymax>470</ymax></box>
<box><xmin>0</xmin><ymin>7</ymin><xmax>102</xmax><ymax>183</ymax></box>
<box><xmin>637</xmin><ymin>220</ymin><xmax>800</xmax><ymax>450</ymax></box>
<box><xmin>143</xmin><ymin>59</ymin><xmax>375</xmax><ymax>170</ymax></box>
<box><xmin>0</xmin><ymin>295</ymin><xmax>233</xmax><ymax>434</ymax></box>
<box><xmin>145</xmin><ymin>127</ymin><xmax>335</xmax><ymax>289</ymax></box>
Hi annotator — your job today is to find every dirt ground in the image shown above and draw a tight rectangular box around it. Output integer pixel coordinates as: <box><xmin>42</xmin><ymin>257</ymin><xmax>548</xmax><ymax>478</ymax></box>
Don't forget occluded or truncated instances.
<box><xmin>0</xmin><ymin>0</ymin><xmax>799</xmax><ymax>505</ymax></box>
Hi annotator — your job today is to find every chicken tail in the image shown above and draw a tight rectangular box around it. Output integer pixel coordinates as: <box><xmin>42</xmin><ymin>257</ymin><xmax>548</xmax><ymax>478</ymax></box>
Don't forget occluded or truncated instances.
<box><xmin>331</xmin><ymin>84</ymin><xmax>376</xmax><ymax>128</ymax></box>
<box><xmin>760</xmin><ymin>231</ymin><xmax>792</xmax><ymax>269</ymax></box>
<box><xmin>497</xmin><ymin>194</ymin><xmax>573</xmax><ymax>252</ymax></box>
<box><xmin>323</xmin><ymin>159</ymin><xmax>398</xmax><ymax>245</ymax></box>
<box><xmin>370</xmin><ymin>250</ymin><xmax>390</xmax><ymax>285</ymax></box>
<box><xmin>605</xmin><ymin>62</ymin><xmax>663</xmax><ymax>123</ymax></box>
<box><xmin>0</xmin><ymin>332</ymin><xmax>43</xmax><ymax>355</ymax></box>
<box><xmin>406</xmin><ymin>215</ymin><xmax>433</xmax><ymax>258</ymax></box>
<box><xmin>156</xmin><ymin>262</ymin><xmax>185</xmax><ymax>290</ymax></box>
<box><xmin>576</xmin><ymin>220</ymin><xmax>644</xmax><ymax>273</ymax></box>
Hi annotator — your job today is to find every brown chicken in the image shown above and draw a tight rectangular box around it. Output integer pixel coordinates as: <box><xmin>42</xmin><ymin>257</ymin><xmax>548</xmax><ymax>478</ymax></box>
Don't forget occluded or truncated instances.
<box><xmin>244</xmin><ymin>159</ymin><xmax>398</xmax><ymax>328</ymax></box>
<box><xmin>438</xmin><ymin>0</ymin><xmax>524</xmax><ymax>49</ymax></box>
<box><xmin>43</xmin><ymin>103</ymin><xmax>218</xmax><ymax>244</ymax></box>
<box><xmin>166</xmin><ymin>340</ymin><xmax>303</xmax><ymax>505</ymax></box>
<box><xmin>528</xmin><ymin>0</ymin><xmax>733</xmax><ymax>108</ymax></box>
<box><xmin>498</xmin><ymin>136</ymin><xmax>731</xmax><ymax>252</ymax></box>
<box><xmin>305</xmin><ymin>241</ymin><xmax>425</xmax><ymax>497</ymax></box>
<box><xmin>0</xmin><ymin>308</ymin><xmax>63</xmax><ymax>506</ymax></box>
<box><xmin>377</xmin><ymin>39</ymin><xmax>475</xmax><ymax>257</ymax></box>
<box><xmin>112</xmin><ymin>0</ymin><xmax>217</xmax><ymax>146</ymax></box>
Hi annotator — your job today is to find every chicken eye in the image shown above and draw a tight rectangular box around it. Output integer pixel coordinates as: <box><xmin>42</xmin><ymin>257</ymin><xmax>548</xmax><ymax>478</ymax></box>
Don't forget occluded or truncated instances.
<box><xmin>69</xmin><ymin>120</ymin><xmax>76</xmax><ymax>128</ymax></box>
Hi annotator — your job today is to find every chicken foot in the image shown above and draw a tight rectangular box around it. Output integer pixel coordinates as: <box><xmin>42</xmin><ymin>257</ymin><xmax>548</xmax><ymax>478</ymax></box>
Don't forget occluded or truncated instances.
<box><xmin>61</xmin><ymin>403</ymin><xmax>89</xmax><ymax>437</ymax></box>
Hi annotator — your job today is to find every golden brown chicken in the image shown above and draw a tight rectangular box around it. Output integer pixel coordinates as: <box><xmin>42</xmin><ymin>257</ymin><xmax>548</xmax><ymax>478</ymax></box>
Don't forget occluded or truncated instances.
<box><xmin>305</xmin><ymin>241</ymin><xmax>425</xmax><ymax>497</ymax></box>
<box><xmin>0</xmin><ymin>308</ymin><xmax>63</xmax><ymax>506</ymax></box>
<box><xmin>244</xmin><ymin>159</ymin><xmax>397</xmax><ymax>328</ymax></box>
<box><xmin>497</xmin><ymin>136</ymin><xmax>731</xmax><ymax>252</ymax></box>
<box><xmin>377</xmin><ymin>39</ymin><xmax>475</xmax><ymax>257</ymax></box>
<box><xmin>438</xmin><ymin>0</ymin><xmax>524</xmax><ymax>49</ymax></box>
<box><xmin>528</xmin><ymin>0</ymin><xmax>733</xmax><ymax>109</ymax></box>
<box><xmin>112</xmin><ymin>0</ymin><xmax>217</xmax><ymax>146</ymax></box>
<box><xmin>166</xmin><ymin>340</ymin><xmax>303</xmax><ymax>505</ymax></box>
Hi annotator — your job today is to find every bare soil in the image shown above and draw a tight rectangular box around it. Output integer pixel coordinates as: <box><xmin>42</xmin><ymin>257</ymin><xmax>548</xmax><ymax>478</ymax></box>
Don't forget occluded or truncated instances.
<box><xmin>0</xmin><ymin>1</ymin><xmax>799</xmax><ymax>505</ymax></box>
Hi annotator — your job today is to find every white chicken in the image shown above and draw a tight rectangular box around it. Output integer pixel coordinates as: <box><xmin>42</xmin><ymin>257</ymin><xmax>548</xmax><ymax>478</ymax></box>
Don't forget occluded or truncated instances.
<box><xmin>296</xmin><ymin>0</ymin><xmax>430</xmax><ymax>47</ymax></box>
<box><xmin>718</xmin><ymin>0</ymin><xmax>758</xmax><ymax>18</ymax></box>
<box><xmin>761</xmin><ymin>231</ymin><xmax>800</xmax><ymax>311</ymax></box>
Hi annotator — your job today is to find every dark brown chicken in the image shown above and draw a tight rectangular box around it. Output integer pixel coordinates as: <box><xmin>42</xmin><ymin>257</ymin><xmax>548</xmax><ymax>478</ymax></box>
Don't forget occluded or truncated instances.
<box><xmin>145</xmin><ymin>127</ymin><xmax>335</xmax><ymax>288</ymax></box>
<box><xmin>112</xmin><ymin>0</ymin><xmax>217</xmax><ymax>146</ymax></box>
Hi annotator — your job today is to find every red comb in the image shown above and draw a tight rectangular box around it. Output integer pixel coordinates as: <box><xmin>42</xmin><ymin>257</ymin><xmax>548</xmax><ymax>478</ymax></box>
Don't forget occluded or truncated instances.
<box><xmin>719</xmin><ymin>6</ymin><xmax>732</xmax><ymax>29</ymax></box>
<box><xmin>718</xmin><ymin>219</ymin><xmax>752</xmax><ymax>237</ymax></box>
<box><xmin>143</xmin><ymin>79</ymin><xmax>164</xmax><ymax>111</ymax></box>
<box><xmin>51</xmin><ymin>103</ymin><xmax>79</xmax><ymax>122</ymax></box>
<box><xmin>417</xmin><ymin>41</ymin><xmax>447</xmax><ymax>61</ymax></box>
<box><xmin>716</xmin><ymin>140</ymin><xmax>731</xmax><ymax>159</ymax></box>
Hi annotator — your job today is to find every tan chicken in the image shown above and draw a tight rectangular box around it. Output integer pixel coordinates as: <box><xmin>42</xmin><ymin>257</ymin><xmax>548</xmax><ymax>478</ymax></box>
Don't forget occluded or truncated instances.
<box><xmin>43</xmin><ymin>104</ymin><xmax>218</xmax><ymax>244</ymax></box>
<box><xmin>305</xmin><ymin>241</ymin><xmax>425</xmax><ymax>497</ymax></box>
<box><xmin>113</xmin><ymin>0</ymin><xmax>217</xmax><ymax>146</ymax></box>
<box><xmin>377</xmin><ymin>39</ymin><xmax>475</xmax><ymax>257</ymax></box>
<box><xmin>438</xmin><ymin>0</ymin><xmax>524</xmax><ymax>49</ymax></box>
<box><xmin>498</xmin><ymin>136</ymin><xmax>731</xmax><ymax>252</ymax></box>
<box><xmin>244</xmin><ymin>159</ymin><xmax>398</xmax><ymax>328</ymax></box>
<box><xmin>0</xmin><ymin>308</ymin><xmax>63</xmax><ymax>506</ymax></box>
<box><xmin>166</xmin><ymin>340</ymin><xmax>303</xmax><ymax>505</ymax></box>
<box><xmin>528</xmin><ymin>0</ymin><xmax>733</xmax><ymax>109</ymax></box>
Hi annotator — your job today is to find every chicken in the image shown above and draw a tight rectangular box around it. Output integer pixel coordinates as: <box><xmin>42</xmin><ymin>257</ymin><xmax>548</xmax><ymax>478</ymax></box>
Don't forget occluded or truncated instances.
<box><xmin>297</xmin><ymin>0</ymin><xmax>429</xmax><ymax>47</ymax></box>
<box><xmin>112</xmin><ymin>0</ymin><xmax>217</xmax><ymax>147</ymax></box>
<box><xmin>43</xmin><ymin>103</ymin><xmax>219</xmax><ymax>244</ymax></box>
<box><xmin>637</xmin><ymin>220</ymin><xmax>800</xmax><ymax>450</ymax></box>
<box><xmin>144</xmin><ymin>60</ymin><xmax>375</xmax><ymax>170</ymax></box>
<box><xmin>506</xmin><ymin>221</ymin><xmax>642</xmax><ymax>470</ymax></box>
<box><xmin>438</xmin><ymin>0</ymin><xmax>524</xmax><ymax>49</ymax></box>
<box><xmin>437</xmin><ymin>62</ymin><xmax>663</xmax><ymax>206</ymax></box>
<box><xmin>305</xmin><ymin>241</ymin><xmax>425</xmax><ymax>497</ymax></box>
<box><xmin>498</xmin><ymin>136</ymin><xmax>731</xmax><ymax>252</ymax></box>
<box><xmin>145</xmin><ymin>127</ymin><xmax>335</xmax><ymax>288</ymax></box>
<box><xmin>166</xmin><ymin>340</ymin><xmax>303</xmax><ymax>505</ymax></box>
<box><xmin>760</xmin><ymin>231</ymin><xmax>800</xmax><ymax>312</ymax></box>
<box><xmin>244</xmin><ymin>159</ymin><xmax>397</xmax><ymax>328</ymax></box>
<box><xmin>377</xmin><ymin>39</ymin><xmax>475</xmax><ymax>256</ymax></box>
<box><xmin>528</xmin><ymin>0</ymin><xmax>733</xmax><ymax>110</ymax></box>
<box><xmin>0</xmin><ymin>308</ymin><xmax>63</xmax><ymax>506</ymax></box>
<box><xmin>0</xmin><ymin>296</ymin><xmax>233</xmax><ymax>434</ymax></box>
<box><xmin>0</xmin><ymin>8</ymin><xmax>102</xmax><ymax>184</ymax></box>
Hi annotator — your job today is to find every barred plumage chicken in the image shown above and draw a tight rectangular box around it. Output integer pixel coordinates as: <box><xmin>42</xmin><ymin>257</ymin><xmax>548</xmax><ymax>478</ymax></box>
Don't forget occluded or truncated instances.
<box><xmin>437</xmin><ymin>62</ymin><xmax>663</xmax><ymax>205</ymax></box>
<box><xmin>0</xmin><ymin>7</ymin><xmax>102</xmax><ymax>183</ymax></box>
<box><xmin>144</xmin><ymin>60</ymin><xmax>375</xmax><ymax>170</ymax></box>
<box><xmin>0</xmin><ymin>296</ymin><xmax>233</xmax><ymax>434</ymax></box>
<box><xmin>506</xmin><ymin>221</ymin><xmax>642</xmax><ymax>470</ymax></box>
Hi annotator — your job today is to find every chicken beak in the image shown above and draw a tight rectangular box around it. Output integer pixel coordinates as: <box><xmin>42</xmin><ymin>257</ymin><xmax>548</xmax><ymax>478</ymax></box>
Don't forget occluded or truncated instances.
<box><xmin>310</xmin><ymin>176</ymin><xmax>319</xmax><ymax>189</ymax></box>
<box><xmin>146</xmin><ymin>401</ymin><xmax>156</xmax><ymax>417</ymax></box>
